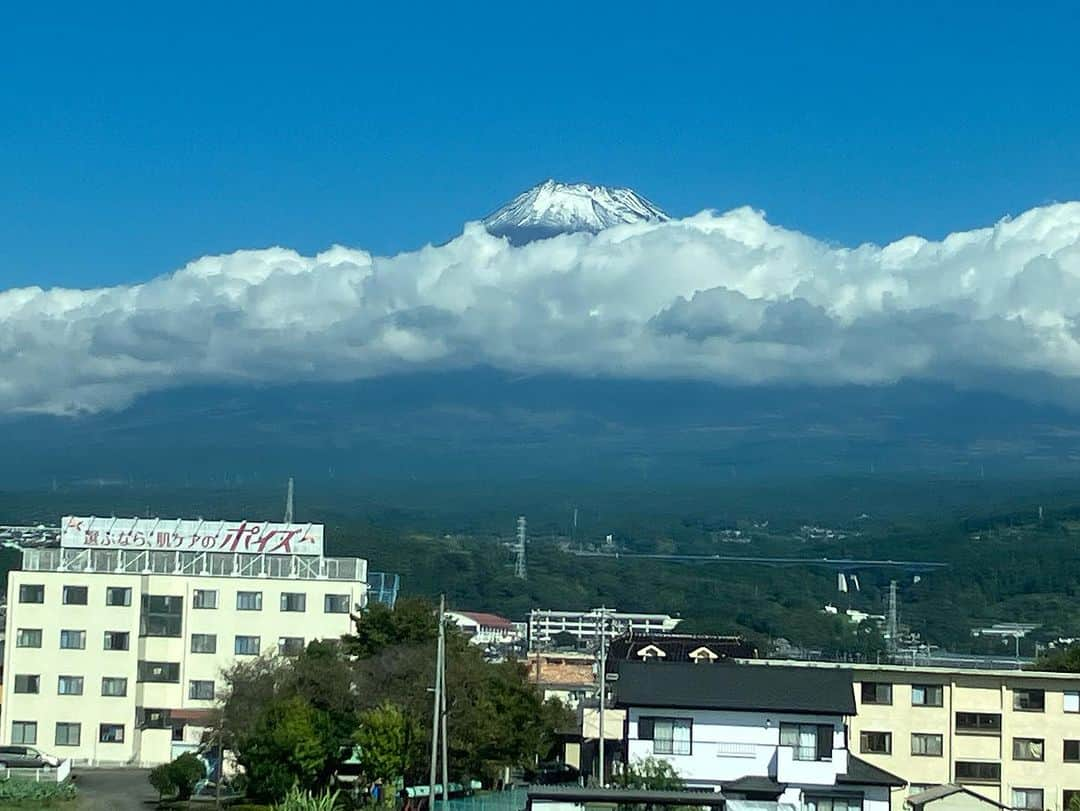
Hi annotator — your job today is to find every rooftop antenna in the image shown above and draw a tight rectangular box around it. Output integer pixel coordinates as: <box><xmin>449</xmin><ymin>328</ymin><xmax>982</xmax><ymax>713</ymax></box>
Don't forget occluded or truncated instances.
<box><xmin>284</xmin><ymin>477</ymin><xmax>294</xmax><ymax>524</ymax></box>
<box><xmin>514</xmin><ymin>516</ymin><xmax>528</xmax><ymax>580</ymax></box>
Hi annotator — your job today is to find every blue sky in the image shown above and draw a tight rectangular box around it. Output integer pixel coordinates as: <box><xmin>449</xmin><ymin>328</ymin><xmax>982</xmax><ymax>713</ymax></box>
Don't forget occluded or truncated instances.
<box><xmin>2</xmin><ymin>1</ymin><xmax>1079</xmax><ymax>290</ymax></box>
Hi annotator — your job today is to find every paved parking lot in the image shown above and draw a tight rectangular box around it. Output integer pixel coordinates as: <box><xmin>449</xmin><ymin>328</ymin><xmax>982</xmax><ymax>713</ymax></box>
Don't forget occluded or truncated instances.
<box><xmin>72</xmin><ymin>768</ymin><xmax>155</xmax><ymax>811</ymax></box>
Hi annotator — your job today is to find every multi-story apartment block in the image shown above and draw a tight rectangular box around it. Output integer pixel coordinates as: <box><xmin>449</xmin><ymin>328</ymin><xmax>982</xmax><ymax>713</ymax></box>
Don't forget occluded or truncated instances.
<box><xmin>528</xmin><ymin>608</ymin><xmax>682</xmax><ymax>651</ymax></box>
<box><xmin>750</xmin><ymin>660</ymin><xmax>1080</xmax><ymax>810</ymax></box>
<box><xmin>0</xmin><ymin>516</ymin><xmax>367</xmax><ymax>767</ymax></box>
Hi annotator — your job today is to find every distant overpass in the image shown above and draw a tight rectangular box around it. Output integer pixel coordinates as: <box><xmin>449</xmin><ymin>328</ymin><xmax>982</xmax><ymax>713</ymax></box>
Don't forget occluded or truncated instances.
<box><xmin>570</xmin><ymin>550</ymin><xmax>948</xmax><ymax>572</ymax></box>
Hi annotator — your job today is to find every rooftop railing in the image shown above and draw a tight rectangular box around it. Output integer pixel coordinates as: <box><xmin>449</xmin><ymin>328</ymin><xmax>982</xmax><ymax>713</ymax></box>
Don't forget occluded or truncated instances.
<box><xmin>22</xmin><ymin>547</ymin><xmax>366</xmax><ymax>582</ymax></box>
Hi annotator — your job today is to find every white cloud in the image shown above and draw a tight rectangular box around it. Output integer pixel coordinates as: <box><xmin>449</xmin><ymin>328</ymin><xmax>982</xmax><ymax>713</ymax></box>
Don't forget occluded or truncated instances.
<box><xmin>4</xmin><ymin>202</ymin><xmax>1080</xmax><ymax>415</ymax></box>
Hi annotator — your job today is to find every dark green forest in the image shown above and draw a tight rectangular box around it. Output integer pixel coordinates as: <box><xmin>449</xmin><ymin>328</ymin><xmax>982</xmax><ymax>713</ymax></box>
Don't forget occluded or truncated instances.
<box><xmin>4</xmin><ymin>475</ymin><xmax>1080</xmax><ymax>658</ymax></box>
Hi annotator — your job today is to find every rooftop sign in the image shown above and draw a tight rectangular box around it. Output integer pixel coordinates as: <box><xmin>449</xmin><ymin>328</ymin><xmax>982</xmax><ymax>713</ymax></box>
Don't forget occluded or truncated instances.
<box><xmin>61</xmin><ymin>516</ymin><xmax>324</xmax><ymax>557</ymax></box>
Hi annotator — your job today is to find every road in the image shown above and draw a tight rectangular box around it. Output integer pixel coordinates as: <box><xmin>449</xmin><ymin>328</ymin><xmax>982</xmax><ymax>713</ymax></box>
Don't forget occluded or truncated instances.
<box><xmin>72</xmin><ymin>768</ymin><xmax>155</xmax><ymax>811</ymax></box>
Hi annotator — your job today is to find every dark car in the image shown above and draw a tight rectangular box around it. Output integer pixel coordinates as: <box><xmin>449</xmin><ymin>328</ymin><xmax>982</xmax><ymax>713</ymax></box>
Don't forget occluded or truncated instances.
<box><xmin>0</xmin><ymin>745</ymin><xmax>60</xmax><ymax>768</ymax></box>
<box><xmin>528</xmin><ymin>762</ymin><xmax>580</xmax><ymax>785</ymax></box>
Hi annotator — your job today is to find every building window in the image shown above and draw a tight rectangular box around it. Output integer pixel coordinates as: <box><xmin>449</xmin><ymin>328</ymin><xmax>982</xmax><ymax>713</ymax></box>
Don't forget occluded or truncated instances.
<box><xmin>138</xmin><ymin>709</ymin><xmax>171</xmax><ymax>729</ymax></box>
<box><xmin>62</xmin><ymin>585</ymin><xmax>88</xmax><ymax>605</ymax></box>
<box><xmin>104</xmin><ymin>631</ymin><xmax>130</xmax><ymax>651</ymax></box>
<box><xmin>1066</xmin><ymin>792</ymin><xmax>1080</xmax><ymax>810</ymax></box>
<box><xmin>324</xmin><ymin>594</ymin><xmax>350</xmax><ymax>614</ymax></box>
<box><xmin>638</xmin><ymin>717</ymin><xmax>692</xmax><ymax>756</ymax></box>
<box><xmin>101</xmin><ymin>677</ymin><xmax>128</xmax><ymax>697</ymax></box>
<box><xmin>11</xmin><ymin>721</ymin><xmax>37</xmax><ymax>745</ymax></box>
<box><xmin>1012</xmin><ymin>737</ymin><xmax>1045</xmax><ymax>761</ymax></box>
<box><xmin>60</xmin><ymin>629</ymin><xmax>86</xmax><ymax>649</ymax></box>
<box><xmin>137</xmin><ymin>661</ymin><xmax>180</xmax><ymax>683</ymax></box>
<box><xmin>280</xmin><ymin>592</ymin><xmax>307</xmax><ymax>612</ymax></box>
<box><xmin>237</xmin><ymin>591</ymin><xmax>263</xmax><ymax>611</ymax></box>
<box><xmin>780</xmin><ymin>723</ymin><xmax>834</xmax><ymax>761</ymax></box>
<box><xmin>193</xmin><ymin>589</ymin><xmax>218</xmax><ymax>609</ymax></box>
<box><xmin>18</xmin><ymin>584</ymin><xmax>44</xmax><ymax>603</ymax></box>
<box><xmin>189</xmin><ymin>680</ymin><xmax>215</xmax><ymax>701</ymax></box>
<box><xmin>861</xmin><ymin>682</ymin><xmax>892</xmax><ymax>705</ymax></box>
<box><xmin>55</xmin><ymin>722</ymin><xmax>81</xmax><ymax>747</ymax></box>
<box><xmin>13</xmin><ymin>674</ymin><xmax>40</xmax><ymax>694</ymax></box>
<box><xmin>1066</xmin><ymin>691</ymin><xmax>1080</xmax><ymax>713</ymax></box>
<box><xmin>1013</xmin><ymin>688</ymin><xmax>1045</xmax><ymax>712</ymax></box>
<box><xmin>955</xmin><ymin>712</ymin><xmax>1001</xmax><ymax>734</ymax></box>
<box><xmin>235</xmin><ymin>635</ymin><xmax>261</xmax><ymax>656</ymax></box>
<box><xmin>58</xmin><ymin>676</ymin><xmax>84</xmax><ymax>696</ymax></box>
<box><xmin>15</xmin><ymin>628</ymin><xmax>42</xmax><ymax>648</ymax></box>
<box><xmin>140</xmin><ymin>594</ymin><xmax>183</xmax><ymax>637</ymax></box>
<box><xmin>1066</xmin><ymin>740</ymin><xmax>1080</xmax><ymax>763</ymax></box>
<box><xmin>803</xmin><ymin>798</ymin><xmax>861</xmax><ymax>811</ymax></box>
<box><xmin>911</xmin><ymin>733</ymin><xmax>943</xmax><ymax>757</ymax></box>
<box><xmin>99</xmin><ymin>724</ymin><xmax>125</xmax><ymax>744</ymax></box>
<box><xmin>278</xmin><ymin>637</ymin><xmax>305</xmax><ymax>656</ymax></box>
<box><xmin>191</xmin><ymin>633</ymin><xmax>217</xmax><ymax>654</ymax></box>
<box><xmin>1012</xmin><ymin>789</ymin><xmax>1044</xmax><ymax>810</ymax></box>
<box><xmin>911</xmin><ymin>684</ymin><xmax>944</xmax><ymax>707</ymax></box>
<box><xmin>954</xmin><ymin>761</ymin><xmax>1000</xmax><ymax>783</ymax></box>
<box><xmin>860</xmin><ymin>731</ymin><xmax>892</xmax><ymax>755</ymax></box>
<box><xmin>105</xmin><ymin>586</ymin><xmax>132</xmax><ymax>606</ymax></box>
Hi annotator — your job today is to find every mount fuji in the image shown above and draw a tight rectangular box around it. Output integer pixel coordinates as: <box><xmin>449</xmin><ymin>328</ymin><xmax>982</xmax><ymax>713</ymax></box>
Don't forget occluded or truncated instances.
<box><xmin>482</xmin><ymin>179</ymin><xmax>669</xmax><ymax>244</ymax></box>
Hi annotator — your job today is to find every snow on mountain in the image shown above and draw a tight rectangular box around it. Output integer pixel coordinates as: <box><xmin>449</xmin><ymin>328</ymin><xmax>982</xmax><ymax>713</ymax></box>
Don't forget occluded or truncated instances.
<box><xmin>483</xmin><ymin>179</ymin><xmax>669</xmax><ymax>244</ymax></box>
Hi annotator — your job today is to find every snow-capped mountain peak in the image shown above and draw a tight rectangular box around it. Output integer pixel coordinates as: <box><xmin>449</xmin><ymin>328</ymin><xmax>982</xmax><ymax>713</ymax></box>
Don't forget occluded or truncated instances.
<box><xmin>483</xmin><ymin>179</ymin><xmax>669</xmax><ymax>244</ymax></box>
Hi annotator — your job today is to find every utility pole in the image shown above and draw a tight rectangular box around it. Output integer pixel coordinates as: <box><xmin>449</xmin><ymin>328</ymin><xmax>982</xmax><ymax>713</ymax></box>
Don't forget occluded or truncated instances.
<box><xmin>429</xmin><ymin>595</ymin><xmax>445</xmax><ymax>806</ymax></box>
<box><xmin>596</xmin><ymin>607</ymin><xmax>611</xmax><ymax>787</ymax></box>
<box><xmin>284</xmin><ymin>477</ymin><xmax>294</xmax><ymax>524</ymax></box>
<box><xmin>440</xmin><ymin>600</ymin><xmax>449</xmax><ymax>811</ymax></box>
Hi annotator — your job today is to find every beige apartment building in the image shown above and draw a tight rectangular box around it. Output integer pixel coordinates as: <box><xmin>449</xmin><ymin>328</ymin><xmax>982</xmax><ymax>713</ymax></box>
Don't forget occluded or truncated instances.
<box><xmin>0</xmin><ymin>517</ymin><xmax>367</xmax><ymax>766</ymax></box>
<box><xmin>751</xmin><ymin>661</ymin><xmax>1080</xmax><ymax>810</ymax></box>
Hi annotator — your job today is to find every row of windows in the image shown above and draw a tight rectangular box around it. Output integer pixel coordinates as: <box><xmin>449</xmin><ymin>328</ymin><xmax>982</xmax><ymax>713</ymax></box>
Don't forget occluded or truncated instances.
<box><xmin>860</xmin><ymin>681</ymin><xmax>1070</xmax><ymax>712</ymax></box>
<box><xmin>859</xmin><ymin>731</ymin><xmax>1080</xmax><ymax>762</ymax></box>
<box><xmin>11</xmin><ymin>721</ymin><xmax>124</xmax><ymax>747</ymax></box>
<box><xmin>16</xmin><ymin>628</ymin><xmax>303</xmax><ymax>655</ymax></box>
<box><xmin>18</xmin><ymin>584</ymin><xmax>351</xmax><ymax>614</ymax></box>
<box><xmin>11</xmin><ymin>675</ymin><xmax>215</xmax><ymax>699</ymax></box>
<box><xmin>638</xmin><ymin>718</ymin><xmax>837</xmax><ymax>761</ymax></box>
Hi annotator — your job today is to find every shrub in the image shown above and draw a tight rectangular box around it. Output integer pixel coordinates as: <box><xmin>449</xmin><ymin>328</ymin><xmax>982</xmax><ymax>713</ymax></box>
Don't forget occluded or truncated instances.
<box><xmin>0</xmin><ymin>778</ymin><xmax>77</xmax><ymax>803</ymax></box>
<box><xmin>272</xmin><ymin>786</ymin><xmax>341</xmax><ymax>811</ymax></box>
<box><xmin>148</xmin><ymin>763</ymin><xmax>176</xmax><ymax>799</ymax></box>
<box><xmin>146</xmin><ymin>752</ymin><xmax>207</xmax><ymax>801</ymax></box>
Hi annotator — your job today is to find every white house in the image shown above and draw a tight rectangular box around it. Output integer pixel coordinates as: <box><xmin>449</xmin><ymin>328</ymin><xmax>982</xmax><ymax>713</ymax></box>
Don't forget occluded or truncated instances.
<box><xmin>445</xmin><ymin>611</ymin><xmax>520</xmax><ymax>646</ymax></box>
<box><xmin>614</xmin><ymin>661</ymin><xmax>905</xmax><ymax>810</ymax></box>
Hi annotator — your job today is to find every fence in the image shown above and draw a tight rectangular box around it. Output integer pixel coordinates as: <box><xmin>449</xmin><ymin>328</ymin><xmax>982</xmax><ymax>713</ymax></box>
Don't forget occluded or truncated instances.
<box><xmin>443</xmin><ymin>788</ymin><xmax>528</xmax><ymax>811</ymax></box>
<box><xmin>1</xmin><ymin>759</ymin><xmax>71</xmax><ymax>783</ymax></box>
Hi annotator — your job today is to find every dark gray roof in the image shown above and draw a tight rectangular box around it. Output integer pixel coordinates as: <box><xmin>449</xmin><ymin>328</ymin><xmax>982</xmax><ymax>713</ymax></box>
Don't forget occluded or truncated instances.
<box><xmin>721</xmin><ymin>776</ymin><xmax>786</xmax><ymax>796</ymax></box>
<box><xmin>613</xmin><ymin>661</ymin><xmax>855</xmax><ymax>715</ymax></box>
<box><xmin>907</xmin><ymin>785</ymin><xmax>1007</xmax><ymax>809</ymax></box>
<box><xmin>838</xmin><ymin>755</ymin><xmax>906</xmax><ymax>788</ymax></box>
<box><xmin>528</xmin><ymin>787</ymin><xmax>725</xmax><ymax>806</ymax></box>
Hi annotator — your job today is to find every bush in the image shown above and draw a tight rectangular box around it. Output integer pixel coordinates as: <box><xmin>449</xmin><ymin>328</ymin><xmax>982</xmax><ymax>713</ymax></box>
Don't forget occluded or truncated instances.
<box><xmin>146</xmin><ymin>752</ymin><xmax>207</xmax><ymax>800</ymax></box>
<box><xmin>0</xmin><ymin>778</ymin><xmax>77</xmax><ymax>803</ymax></box>
<box><xmin>272</xmin><ymin>787</ymin><xmax>341</xmax><ymax>811</ymax></box>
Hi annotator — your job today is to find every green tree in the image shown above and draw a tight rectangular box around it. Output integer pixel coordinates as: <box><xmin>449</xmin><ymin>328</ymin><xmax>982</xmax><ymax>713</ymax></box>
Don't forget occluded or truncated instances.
<box><xmin>1033</xmin><ymin>645</ymin><xmax>1080</xmax><ymax>672</ymax></box>
<box><xmin>239</xmin><ymin>695</ymin><xmax>335</xmax><ymax>800</ymax></box>
<box><xmin>612</xmin><ymin>757</ymin><xmax>684</xmax><ymax>791</ymax></box>
<box><xmin>343</xmin><ymin>597</ymin><xmax>438</xmax><ymax>658</ymax></box>
<box><xmin>355</xmin><ymin>702</ymin><xmax>423</xmax><ymax>784</ymax></box>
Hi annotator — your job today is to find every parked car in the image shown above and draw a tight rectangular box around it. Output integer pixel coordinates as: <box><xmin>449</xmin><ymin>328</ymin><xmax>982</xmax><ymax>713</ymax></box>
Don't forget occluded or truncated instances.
<box><xmin>0</xmin><ymin>745</ymin><xmax>61</xmax><ymax>768</ymax></box>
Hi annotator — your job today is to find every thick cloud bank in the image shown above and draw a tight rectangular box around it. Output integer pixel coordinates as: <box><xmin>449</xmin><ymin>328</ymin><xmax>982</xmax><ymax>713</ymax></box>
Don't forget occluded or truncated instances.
<box><xmin>5</xmin><ymin>203</ymin><xmax>1080</xmax><ymax>415</ymax></box>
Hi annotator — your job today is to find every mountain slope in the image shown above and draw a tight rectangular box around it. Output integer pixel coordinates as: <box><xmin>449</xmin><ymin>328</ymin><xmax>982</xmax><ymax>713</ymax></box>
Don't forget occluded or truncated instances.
<box><xmin>483</xmin><ymin>180</ymin><xmax>668</xmax><ymax>244</ymax></box>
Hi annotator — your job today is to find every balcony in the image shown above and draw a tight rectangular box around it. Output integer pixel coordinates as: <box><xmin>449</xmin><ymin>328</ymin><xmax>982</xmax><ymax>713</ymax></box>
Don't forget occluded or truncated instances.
<box><xmin>21</xmin><ymin>548</ymin><xmax>366</xmax><ymax>582</ymax></box>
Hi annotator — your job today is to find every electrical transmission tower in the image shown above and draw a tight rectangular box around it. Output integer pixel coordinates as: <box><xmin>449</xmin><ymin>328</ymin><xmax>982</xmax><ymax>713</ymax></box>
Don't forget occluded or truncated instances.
<box><xmin>514</xmin><ymin>516</ymin><xmax>528</xmax><ymax>580</ymax></box>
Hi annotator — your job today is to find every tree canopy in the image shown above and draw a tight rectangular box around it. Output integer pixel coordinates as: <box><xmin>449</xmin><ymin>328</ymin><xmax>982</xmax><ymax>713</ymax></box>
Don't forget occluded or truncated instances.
<box><xmin>219</xmin><ymin>597</ymin><xmax>571</xmax><ymax>801</ymax></box>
